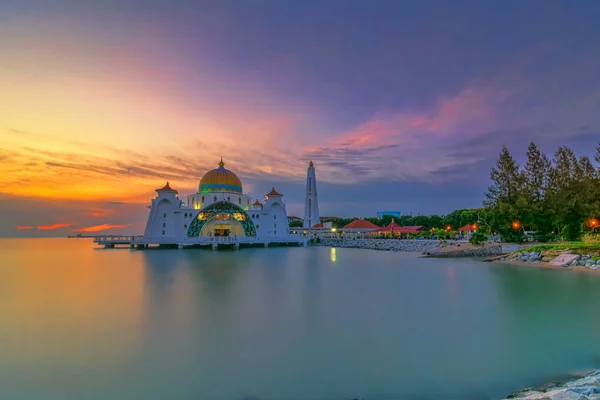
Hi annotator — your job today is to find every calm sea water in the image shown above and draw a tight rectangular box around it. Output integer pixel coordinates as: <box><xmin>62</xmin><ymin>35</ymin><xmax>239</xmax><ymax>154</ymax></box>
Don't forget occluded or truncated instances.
<box><xmin>1</xmin><ymin>238</ymin><xmax>600</xmax><ymax>400</ymax></box>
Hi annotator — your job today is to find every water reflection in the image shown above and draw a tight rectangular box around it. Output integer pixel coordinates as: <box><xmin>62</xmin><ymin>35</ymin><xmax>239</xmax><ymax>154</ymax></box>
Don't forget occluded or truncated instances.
<box><xmin>4</xmin><ymin>240</ymin><xmax>600</xmax><ymax>400</ymax></box>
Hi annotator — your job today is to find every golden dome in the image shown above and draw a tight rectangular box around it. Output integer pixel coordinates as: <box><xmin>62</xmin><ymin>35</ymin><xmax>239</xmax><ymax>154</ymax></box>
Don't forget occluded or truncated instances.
<box><xmin>199</xmin><ymin>158</ymin><xmax>243</xmax><ymax>193</ymax></box>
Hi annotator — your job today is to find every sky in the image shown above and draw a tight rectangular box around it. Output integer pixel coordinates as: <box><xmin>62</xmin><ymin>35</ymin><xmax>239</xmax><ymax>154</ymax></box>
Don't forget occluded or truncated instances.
<box><xmin>1</xmin><ymin>0</ymin><xmax>600</xmax><ymax>237</ymax></box>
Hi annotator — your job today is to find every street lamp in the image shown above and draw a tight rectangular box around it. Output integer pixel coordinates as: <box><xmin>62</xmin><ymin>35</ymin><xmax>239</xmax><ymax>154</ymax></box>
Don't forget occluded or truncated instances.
<box><xmin>512</xmin><ymin>221</ymin><xmax>520</xmax><ymax>229</ymax></box>
<box><xmin>589</xmin><ymin>218</ymin><xmax>599</xmax><ymax>230</ymax></box>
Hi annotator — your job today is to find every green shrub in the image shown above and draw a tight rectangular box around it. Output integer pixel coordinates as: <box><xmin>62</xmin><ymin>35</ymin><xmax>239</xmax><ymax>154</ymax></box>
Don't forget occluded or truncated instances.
<box><xmin>315</xmin><ymin>237</ymin><xmax>321</xmax><ymax>244</ymax></box>
<box><xmin>469</xmin><ymin>231</ymin><xmax>488</xmax><ymax>245</ymax></box>
<box><xmin>500</xmin><ymin>232</ymin><xmax>526</xmax><ymax>243</ymax></box>
<box><xmin>532</xmin><ymin>232</ymin><xmax>554</xmax><ymax>243</ymax></box>
<box><xmin>583</xmin><ymin>234</ymin><xmax>600</xmax><ymax>244</ymax></box>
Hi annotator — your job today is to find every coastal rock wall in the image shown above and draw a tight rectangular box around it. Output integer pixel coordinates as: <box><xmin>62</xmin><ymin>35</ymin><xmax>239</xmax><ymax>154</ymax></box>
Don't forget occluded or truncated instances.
<box><xmin>314</xmin><ymin>239</ymin><xmax>445</xmax><ymax>252</ymax></box>
<box><xmin>428</xmin><ymin>245</ymin><xmax>504</xmax><ymax>258</ymax></box>
<box><xmin>505</xmin><ymin>369</ymin><xmax>600</xmax><ymax>399</ymax></box>
<box><xmin>315</xmin><ymin>238</ymin><xmax>504</xmax><ymax>257</ymax></box>
<box><xmin>500</xmin><ymin>251</ymin><xmax>600</xmax><ymax>270</ymax></box>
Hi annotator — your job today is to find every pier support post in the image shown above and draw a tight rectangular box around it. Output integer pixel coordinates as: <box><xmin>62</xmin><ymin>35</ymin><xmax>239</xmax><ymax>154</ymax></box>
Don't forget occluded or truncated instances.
<box><xmin>130</xmin><ymin>244</ymin><xmax>134</xmax><ymax>248</ymax></box>
<box><xmin>178</xmin><ymin>244</ymin><xmax>183</xmax><ymax>249</ymax></box>
<box><xmin>264</xmin><ymin>242</ymin><xmax>269</xmax><ymax>248</ymax></box>
<box><xmin>212</xmin><ymin>243</ymin><xmax>218</xmax><ymax>250</ymax></box>
<box><xmin>235</xmin><ymin>243</ymin><xmax>240</xmax><ymax>250</ymax></box>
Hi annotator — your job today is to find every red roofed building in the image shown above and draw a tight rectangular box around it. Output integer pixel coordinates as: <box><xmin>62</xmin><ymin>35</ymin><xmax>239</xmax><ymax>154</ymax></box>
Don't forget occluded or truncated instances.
<box><xmin>458</xmin><ymin>224</ymin><xmax>477</xmax><ymax>232</ymax></box>
<box><xmin>396</xmin><ymin>225</ymin><xmax>425</xmax><ymax>233</ymax></box>
<box><xmin>367</xmin><ymin>221</ymin><xmax>425</xmax><ymax>237</ymax></box>
<box><xmin>341</xmin><ymin>219</ymin><xmax>380</xmax><ymax>232</ymax></box>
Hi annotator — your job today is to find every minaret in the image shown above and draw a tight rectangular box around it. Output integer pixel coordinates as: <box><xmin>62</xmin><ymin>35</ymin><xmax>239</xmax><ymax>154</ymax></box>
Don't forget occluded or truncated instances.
<box><xmin>303</xmin><ymin>160</ymin><xmax>320</xmax><ymax>229</ymax></box>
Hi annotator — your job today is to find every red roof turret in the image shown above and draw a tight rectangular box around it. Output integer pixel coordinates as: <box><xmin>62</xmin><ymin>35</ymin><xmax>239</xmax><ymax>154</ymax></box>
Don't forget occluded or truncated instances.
<box><xmin>253</xmin><ymin>200</ymin><xmax>263</xmax><ymax>207</ymax></box>
<box><xmin>265</xmin><ymin>187</ymin><xmax>283</xmax><ymax>197</ymax></box>
<box><xmin>156</xmin><ymin>182</ymin><xmax>178</xmax><ymax>193</ymax></box>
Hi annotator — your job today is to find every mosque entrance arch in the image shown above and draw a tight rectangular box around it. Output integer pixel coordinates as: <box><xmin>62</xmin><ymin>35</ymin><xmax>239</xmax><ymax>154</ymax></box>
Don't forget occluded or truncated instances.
<box><xmin>199</xmin><ymin>213</ymin><xmax>245</xmax><ymax>237</ymax></box>
<box><xmin>187</xmin><ymin>201</ymin><xmax>256</xmax><ymax>237</ymax></box>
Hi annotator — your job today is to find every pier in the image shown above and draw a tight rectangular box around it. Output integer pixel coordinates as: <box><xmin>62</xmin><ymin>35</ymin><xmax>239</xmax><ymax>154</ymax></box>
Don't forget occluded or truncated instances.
<box><xmin>93</xmin><ymin>234</ymin><xmax>307</xmax><ymax>250</ymax></box>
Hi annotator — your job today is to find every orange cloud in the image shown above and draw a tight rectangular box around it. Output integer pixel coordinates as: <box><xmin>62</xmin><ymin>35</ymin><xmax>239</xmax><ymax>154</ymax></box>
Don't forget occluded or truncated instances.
<box><xmin>77</xmin><ymin>224</ymin><xmax>130</xmax><ymax>233</ymax></box>
<box><xmin>37</xmin><ymin>223</ymin><xmax>72</xmax><ymax>231</ymax></box>
<box><xmin>89</xmin><ymin>209</ymin><xmax>114</xmax><ymax>217</ymax></box>
<box><xmin>15</xmin><ymin>225</ymin><xmax>32</xmax><ymax>230</ymax></box>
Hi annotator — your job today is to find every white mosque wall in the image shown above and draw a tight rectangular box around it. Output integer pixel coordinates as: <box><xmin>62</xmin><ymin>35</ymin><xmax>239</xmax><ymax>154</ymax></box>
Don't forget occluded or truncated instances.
<box><xmin>144</xmin><ymin>192</ymin><xmax>181</xmax><ymax>238</ymax></box>
<box><xmin>145</xmin><ymin>190</ymin><xmax>291</xmax><ymax>242</ymax></box>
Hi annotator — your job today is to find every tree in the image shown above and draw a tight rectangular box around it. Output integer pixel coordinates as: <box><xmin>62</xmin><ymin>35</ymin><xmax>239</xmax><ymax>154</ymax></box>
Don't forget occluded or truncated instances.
<box><xmin>548</xmin><ymin>146</ymin><xmax>578</xmax><ymax>192</ymax></box>
<box><xmin>595</xmin><ymin>143</ymin><xmax>600</xmax><ymax>166</ymax></box>
<box><xmin>523</xmin><ymin>142</ymin><xmax>550</xmax><ymax>202</ymax></box>
<box><xmin>578</xmin><ymin>156</ymin><xmax>597</xmax><ymax>180</ymax></box>
<box><xmin>289</xmin><ymin>219</ymin><xmax>304</xmax><ymax>228</ymax></box>
<box><xmin>484</xmin><ymin>146</ymin><xmax>522</xmax><ymax>207</ymax></box>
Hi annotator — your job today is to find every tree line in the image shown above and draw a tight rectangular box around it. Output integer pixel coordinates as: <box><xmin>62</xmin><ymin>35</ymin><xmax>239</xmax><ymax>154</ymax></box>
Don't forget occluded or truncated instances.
<box><xmin>482</xmin><ymin>142</ymin><xmax>600</xmax><ymax>241</ymax></box>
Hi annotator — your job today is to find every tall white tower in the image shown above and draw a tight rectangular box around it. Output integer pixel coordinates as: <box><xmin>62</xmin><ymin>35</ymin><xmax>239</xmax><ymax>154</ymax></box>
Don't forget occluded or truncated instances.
<box><xmin>303</xmin><ymin>161</ymin><xmax>320</xmax><ymax>229</ymax></box>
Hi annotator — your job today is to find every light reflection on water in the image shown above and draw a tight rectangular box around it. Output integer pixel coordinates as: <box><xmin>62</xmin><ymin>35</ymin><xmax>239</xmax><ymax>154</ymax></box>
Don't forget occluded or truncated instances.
<box><xmin>1</xmin><ymin>238</ymin><xmax>600</xmax><ymax>400</ymax></box>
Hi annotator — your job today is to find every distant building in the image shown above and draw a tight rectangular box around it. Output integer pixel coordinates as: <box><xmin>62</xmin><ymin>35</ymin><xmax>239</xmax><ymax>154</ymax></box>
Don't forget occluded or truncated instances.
<box><xmin>287</xmin><ymin>216</ymin><xmax>301</xmax><ymax>221</ymax></box>
<box><xmin>376</xmin><ymin>211</ymin><xmax>402</xmax><ymax>218</ymax></box>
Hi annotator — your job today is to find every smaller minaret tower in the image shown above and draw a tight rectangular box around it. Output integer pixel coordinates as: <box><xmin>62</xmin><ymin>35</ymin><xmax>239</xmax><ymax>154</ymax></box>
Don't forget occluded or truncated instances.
<box><xmin>303</xmin><ymin>161</ymin><xmax>320</xmax><ymax>229</ymax></box>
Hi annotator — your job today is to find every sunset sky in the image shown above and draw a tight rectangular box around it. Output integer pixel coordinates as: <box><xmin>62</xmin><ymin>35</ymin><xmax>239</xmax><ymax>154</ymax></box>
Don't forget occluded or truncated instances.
<box><xmin>1</xmin><ymin>0</ymin><xmax>600</xmax><ymax>236</ymax></box>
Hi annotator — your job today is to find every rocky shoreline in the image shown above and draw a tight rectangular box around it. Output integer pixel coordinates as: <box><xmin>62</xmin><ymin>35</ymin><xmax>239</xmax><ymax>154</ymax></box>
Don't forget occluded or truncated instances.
<box><xmin>505</xmin><ymin>369</ymin><xmax>600</xmax><ymax>399</ymax></box>
<box><xmin>313</xmin><ymin>238</ymin><xmax>504</xmax><ymax>257</ymax></box>
<box><xmin>499</xmin><ymin>251</ymin><xmax>600</xmax><ymax>270</ymax></box>
<box><xmin>314</xmin><ymin>238</ymin><xmax>445</xmax><ymax>252</ymax></box>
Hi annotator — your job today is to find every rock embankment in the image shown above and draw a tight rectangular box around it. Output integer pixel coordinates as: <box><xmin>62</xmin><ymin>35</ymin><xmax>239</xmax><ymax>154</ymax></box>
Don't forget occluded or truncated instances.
<box><xmin>313</xmin><ymin>239</ymin><xmax>503</xmax><ymax>257</ymax></box>
<box><xmin>314</xmin><ymin>239</ymin><xmax>446</xmax><ymax>252</ymax></box>
<box><xmin>499</xmin><ymin>251</ymin><xmax>600</xmax><ymax>270</ymax></box>
<box><xmin>506</xmin><ymin>369</ymin><xmax>600</xmax><ymax>399</ymax></box>
<box><xmin>426</xmin><ymin>244</ymin><xmax>503</xmax><ymax>258</ymax></box>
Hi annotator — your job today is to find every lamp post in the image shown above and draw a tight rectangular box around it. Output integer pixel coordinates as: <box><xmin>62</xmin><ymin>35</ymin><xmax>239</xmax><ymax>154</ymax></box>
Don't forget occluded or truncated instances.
<box><xmin>589</xmin><ymin>218</ymin><xmax>599</xmax><ymax>231</ymax></box>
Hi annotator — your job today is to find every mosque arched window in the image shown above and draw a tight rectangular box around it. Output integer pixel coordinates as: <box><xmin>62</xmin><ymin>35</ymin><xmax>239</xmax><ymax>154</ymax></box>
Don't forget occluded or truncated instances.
<box><xmin>274</xmin><ymin>223</ymin><xmax>276</xmax><ymax>228</ymax></box>
<box><xmin>163</xmin><ymin>223</ymin><xmax>166</xmax><ymax>228</ymax></box>
<box><xmin>213</xmin><ymin>196</ymin><xmax>217</xmax><ymax>202</ymax></box>
<box><xmin>247</xmin><ymin>199</ymin><xmax>249</xmax><ymax>205</ymax></box>
<box><xmin>238</xmin><ymin>198</ymin><xmax>241</xmax><ymax>204</ymax></box>
<box><xmin>274</xmin><ymin>215</ymin><xmax>276</xmax><ymax>219</ymax></box>
<box><xmin>184</xmin><ymin>224</ymin><xmax>187</xmax><ymax>229</ymax></box>
<box><xmin>163</xmin><ymin>213</ymin><xmax>166</xmax><ymax>218</ymax></box>
<box><xmin>184</xmin><ymin>212</ymin><xmax>188</xmax><ymax>218</ymax></box>
<box><xmin>162</xmin><ymin>230</ymin><xmax>165</xmax><ymax>235</ymax></box>
<box><xmin>227</xmin><ymin>196</ymin><xmax>231</xmax><ymax>202</ymax></box>
<box><xmin>202</xmin><ymin>196</ymin><xmax>204</xmax><ymax>202</ymax></box>
<box><xmin>256</xmin><ymin>224</ymin><xmax>260</xmax><ymax>229</ymax></box>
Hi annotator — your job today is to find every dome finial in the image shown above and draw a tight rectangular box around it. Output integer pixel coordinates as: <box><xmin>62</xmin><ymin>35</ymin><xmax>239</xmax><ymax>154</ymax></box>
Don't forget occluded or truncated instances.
<box><xmin>219</xmin><ymin>157</ymin><xmax>224</xmax><ymax>168</ymax></box>
<box><xmin>309</xmin><ymin>160</ymin><xmax>314</xmax><ymax>167</ymax></box>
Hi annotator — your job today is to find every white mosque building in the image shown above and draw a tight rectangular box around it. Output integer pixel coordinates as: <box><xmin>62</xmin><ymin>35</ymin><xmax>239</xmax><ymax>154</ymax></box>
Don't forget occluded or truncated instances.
<box><xmin>100</xmin><ymin>158</ymin><xmax>313</xmax><ymax>249</ymax></box>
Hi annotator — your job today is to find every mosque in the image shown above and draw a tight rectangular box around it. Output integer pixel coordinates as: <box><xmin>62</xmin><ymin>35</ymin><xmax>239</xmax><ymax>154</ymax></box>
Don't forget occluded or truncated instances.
<box><xmin>130</xmin><ymin>158</ymin><xmax>313</xmax><ymax>249</ymax></box>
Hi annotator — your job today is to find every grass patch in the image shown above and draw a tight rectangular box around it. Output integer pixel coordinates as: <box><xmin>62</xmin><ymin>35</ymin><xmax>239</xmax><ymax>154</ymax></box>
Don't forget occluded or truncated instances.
<box><xmin>522</xmin><ymin>242</ymin><xmax>600</xmax><ymax>255</ymax></box>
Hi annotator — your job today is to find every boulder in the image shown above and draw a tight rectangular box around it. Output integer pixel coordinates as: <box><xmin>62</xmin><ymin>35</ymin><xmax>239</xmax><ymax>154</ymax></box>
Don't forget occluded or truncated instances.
<box><xmin>550</xmin><ymin>254</ymin><xmax>581</xmax><ymax>267</ymax></box>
